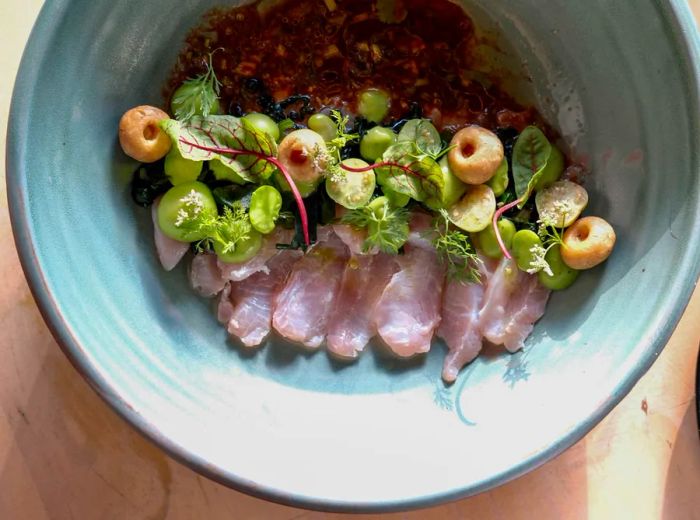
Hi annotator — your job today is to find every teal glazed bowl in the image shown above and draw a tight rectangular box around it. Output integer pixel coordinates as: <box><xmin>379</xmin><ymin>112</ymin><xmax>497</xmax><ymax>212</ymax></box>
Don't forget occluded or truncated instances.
<box><xmin>7</xmin><ymin>0</ymin><xmax>700</xmax><ymax>512</ymax></box>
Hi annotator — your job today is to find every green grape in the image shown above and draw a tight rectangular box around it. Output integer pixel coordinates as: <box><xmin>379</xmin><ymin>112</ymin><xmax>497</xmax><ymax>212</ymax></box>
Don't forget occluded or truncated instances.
<box><xmin>164</xmin><ymin>148</ymin><xmax>203</xmax><ymax>185</ymax></box>
<box><xmin>538</xmin><ymin>244</ymin><xmax>580</xmax><ymax>290</ymax></box>
<box><xmin>360</xmin><ymin>126</ymin><xmax>396</xmax><ymax>162</ymax></box>
<box><xmin>425</xmin><ymin>157</ymin><xmax>468</xmax><ymax>210</ymax></box>
<box><xmin>209</xmin><ymin>158</ymin><xmax>247</xmax><ymax>185</ymax></box>
<box><xmin>243</xmin><ymin>112</ymin><xmax>280</xmax><ymax>141</ymax></box>
<box><xmin>512</xmin><ymin>230</ymin><xmax>543</xmax><ymax>272</ymax></box>
<box><xmin>477</xmin><ymin>218</ymin><xmax>517</xmax><ymax>259</ymax></box>
<box><xmin>214</xmin><ymin>229</ymin><xmax>263</xmax><ymax>264</ymax></box>
<box><xmin>383</xmin><ymin>189</ymin><xmax>410</xmax><ymax>208</ymax></box>
<box><xmin>157</xmin><ymin>181</ymin><xmax>217</xmax><ymax>242</ymax></box>
<box><xmin>357</xmin><ymin>88</ymin><xmax>391</xmax><ymax>123</ymax></box>
<box><xmin>308</xmin><ymin>113</ymin><xmax>337</xmax><ymax>142</ymax></box>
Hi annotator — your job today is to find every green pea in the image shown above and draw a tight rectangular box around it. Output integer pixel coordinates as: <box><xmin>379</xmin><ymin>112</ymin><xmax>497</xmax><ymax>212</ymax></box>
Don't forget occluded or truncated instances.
<box><xmin>326</xmin><ymin>158</ymin><xmax>376</xmax><ymax>209</ymax></box>
<box><xmin>360</xmin><ymin>126</ymin><xmax>397</xmax><ymax>162</ymax></box>
<box><xmin>538</xmin><ymin>244</ymin><xmax>580</xmax><ymax>290</ymax></box>
<box><xmin>243</xmin><ymin>112</ymin><xmax>280</xmax><ymax>141</ymax></box>
<box><xmin>447</xmin><ymin>185</ymin><xmax>496</xmax><ymax>233</ymax></box>
<box><xmin>249</xmin><ymin>186</ymin><xmax>282</xmax><ymax>234</ymax></box>
<box><xmin>534</xmin><ymin>145</ymin><xmax>564</xmax><ymax>191</ymax></box>
<box><xmin>487</xmin><ymin>157</ymin><xmax>509</xmax><ymax>197</ymax></box>
<box><xmin>209</xmin><ymin>158</ymin><xmax>247</xmax><ymax>185</ymax></box>
<box><xmin>308</xmin><ymin>113</ymin><xmax>337</xmax><ymax>142</ymax></box>
<box><xmin>425</xmin><ymin>157</ymin><xmax>468</xmax><ymax>210</ymax></box>
<box><xmin>171</xmin><ymin>83</ymin><xmax>220</xmax><ymax>118</ymax></box>
<box><xmin>383</xmin><ymin>189</ymin><xmax>410</xmax><ymax>208</ymax></box>
<box><xmin>157</xmin><ymin>181</ymin><xmax>217</xmax><ymax>242</ymax></box>
<box><xmin>512</xmin><ymin>230</ymin><xmax>544</xmax><ymax>272</ymax></box>
<box><xmin>357</xmin><ymin>88</ymin><xmax>391</xmax><ymax>123</ymax></box>
<box><xmin>164</xmin><ymin>148</ymin><xmax>203</xmax><ymax>185</ymax></box>
<box><xmin>214</xmin><ymin>229</ymin><xmax>263</xmax><ymax>264</ymax></box>
<box><xmin>477</xmin><ymin>218</ymin><xmax>517</xmax><ymax>259</ymax></box>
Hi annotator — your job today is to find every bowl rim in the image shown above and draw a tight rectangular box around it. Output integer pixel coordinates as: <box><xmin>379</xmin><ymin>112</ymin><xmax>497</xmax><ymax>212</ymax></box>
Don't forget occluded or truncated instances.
<box><xmin>6</xmin><ymin>0</ymin><xmax>700</xmax><ymax>513</ymax></box>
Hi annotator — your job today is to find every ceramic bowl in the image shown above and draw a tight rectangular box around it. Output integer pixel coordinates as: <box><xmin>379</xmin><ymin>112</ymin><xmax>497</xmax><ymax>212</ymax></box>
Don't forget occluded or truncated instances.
<box><xmin>7</xmin><ymin>0</ymin><xmax>700</xmax><ymax>512</ymax></box>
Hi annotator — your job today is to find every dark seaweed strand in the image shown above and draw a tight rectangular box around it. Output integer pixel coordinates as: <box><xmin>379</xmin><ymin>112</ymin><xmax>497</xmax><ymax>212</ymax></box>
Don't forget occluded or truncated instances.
<box><xmin>130</xmin><ymin>159</ymin><xmax>171</xmax><ymax>207</ymax></box>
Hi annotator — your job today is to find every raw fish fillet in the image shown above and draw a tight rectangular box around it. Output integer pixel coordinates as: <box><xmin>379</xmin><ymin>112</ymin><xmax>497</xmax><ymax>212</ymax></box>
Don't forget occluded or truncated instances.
<box><xmin>189</xmin><ymin>253</ymin><xmax>227</xmax><ymax>297</ymax></box>
<box><xmin>437</xmin><ymin>257</ymin><xmax>497</xmax><ymax>383</ymax></box>
<box><xmin>225</xmin><ymin>250</ymin><xmax>302</xmax><ymax>347</ymax></box>
<box><xmin>151</xmin><ymin>201</ymin><xmax>189</xmax><ymax>271</ymax></box>
<box><xmin>272</xmin><ymin>232</ymin><xmax>349</xmax><ymax>348</ymax></box>
<box><xmin>326</xmin><ymin>253</ymin><xmax>398</xmax><ymax>359</ymax></box>
<box><xmin>218</xmin><ymin>228</ymin><xmax>294</xmax><ymax>282</ymax></box>
<box><xmin>373</xmin><ymin>213</ymin><xmax>445</xmax><ymax>357</ymax></box>
<box><xmin>478</xmin><ymin>258</ymin><xmax>551</xmax><ymax>352</ymax></box>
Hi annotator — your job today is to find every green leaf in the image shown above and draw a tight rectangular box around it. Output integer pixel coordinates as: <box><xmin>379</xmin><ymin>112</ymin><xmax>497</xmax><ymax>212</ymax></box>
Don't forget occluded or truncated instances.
<box><xmin>375</xmin><ymin>142</ymin><xmax>445</xmax><ymax>202</ymax></box>
<box><xmin>398</xmin><ymin>119</ymin><xmax>442</xmax><ymax>157</ymax></box>
<box><xmin>171</xmin><ymin>53</ymin><xmax>221</xmax><ymax>122</ymax></box>
<box><xmin>512</xmin><ymin>126</ymin><xmax>552</xmax><ymax>208</ymax></box>
<box><xmin>340</xmin><ymin>203</ymin><xmax>409</xmax><ymax>255</ymax></box>
<box><xmin>160</xmin><ymin>115</ymin><xmax>279</xmax><ymax>182</ymax></box>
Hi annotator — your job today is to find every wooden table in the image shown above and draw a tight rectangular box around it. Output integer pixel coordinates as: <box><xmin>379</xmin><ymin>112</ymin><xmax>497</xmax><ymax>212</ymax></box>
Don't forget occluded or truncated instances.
<box><xmin>2</xmin><ymin>2</ymin><xmax>699</xmax><ymax>519</ymax></box>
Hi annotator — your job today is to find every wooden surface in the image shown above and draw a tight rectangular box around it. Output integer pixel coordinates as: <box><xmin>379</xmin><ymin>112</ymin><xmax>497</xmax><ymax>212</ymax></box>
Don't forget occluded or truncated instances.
<box><xmin>1</xmin><ymin>2</ymin><xmax>699</xmax><ymax>519</ymax></box>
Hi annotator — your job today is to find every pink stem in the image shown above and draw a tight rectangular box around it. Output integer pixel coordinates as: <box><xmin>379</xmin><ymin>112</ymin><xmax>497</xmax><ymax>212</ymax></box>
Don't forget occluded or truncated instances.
<box><xmin>179</xmin><ymin>138</ymin><xmax>310</xmax><ymax>247</ymax></box>
<box><xmin>492</xmin><ymin>197</ymin><xmax>524</xmax><ymax>260</ymax></box>
<box><xmin>340</xmin><ymin>161</ymin><xmax>423</xmax><ymax>179</ymax></box>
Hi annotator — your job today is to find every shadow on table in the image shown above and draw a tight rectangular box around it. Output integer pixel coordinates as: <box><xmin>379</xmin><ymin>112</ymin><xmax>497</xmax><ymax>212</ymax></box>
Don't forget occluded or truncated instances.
<box><xmin>662</xmin><ymin>399</ymin><xmax>700</xmax><ymax>520</ymax></box>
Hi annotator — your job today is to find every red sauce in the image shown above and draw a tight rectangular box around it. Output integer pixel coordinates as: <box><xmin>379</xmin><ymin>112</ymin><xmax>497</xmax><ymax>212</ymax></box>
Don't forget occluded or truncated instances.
<box><xmin>166</xmin><ymin>0</ymin><xmax>536</xmax><ymax>131</ymax></box>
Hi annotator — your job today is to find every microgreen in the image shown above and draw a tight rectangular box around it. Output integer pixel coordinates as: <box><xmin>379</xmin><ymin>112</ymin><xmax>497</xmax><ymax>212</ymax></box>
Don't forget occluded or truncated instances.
<box><xmin>512</xmin><ymin>126</ymin><xmax>552</xmax><ymax>208</ymax></box>
<box><xmin>341</xmin><ymin>204</ymin><xmax>410</xmax><ymax>254</ymax></box>
<box><xmin>432</xmin><ymin>209</ymin><xmax>482</xmax><ymax>283</ymax></box>
<box><xmin>177</xmin><ymin>201</ymin><xmax>252</xmax><ymax>255</ymax></box>
<box><xmin>161</xmin><ymin>115</ymin><xmax>310</xmax><ymax>247</ymax></box>
<box><xmin>172</xmin><ymin>51</ymin><xmax>222</xmax><ymax>122</ymax></box>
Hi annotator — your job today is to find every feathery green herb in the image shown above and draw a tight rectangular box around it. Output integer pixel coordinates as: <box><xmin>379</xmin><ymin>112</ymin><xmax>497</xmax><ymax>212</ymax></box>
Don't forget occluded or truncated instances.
<box><xmin>172</xmin><ymin>52</ymin><xmax>222</xmax><ymax>122</ymax></box>
<box><xmin>341</xmin><ymin>203</ymin><xmax>409</xmax><ymax>254</ymax></box>
<box><xmin>432</xmin><ymin>209</ymin><xmax>482</xmax><ymax>283</ymax></box>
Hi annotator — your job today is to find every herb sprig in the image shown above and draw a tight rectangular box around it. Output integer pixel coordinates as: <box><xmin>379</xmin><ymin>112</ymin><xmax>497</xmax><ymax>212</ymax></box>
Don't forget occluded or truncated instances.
<box><xmin>176</xmin><ymin>200</ymin><xmax>252</xmax><ymax>255</ymax></box>
<box><xmin>172</xmin><ymin>51</ymin><xmax>222</xmax><ymax>122</ymax></box>
<box><xmin>341</xmin><ymin>203</ymin><xmax>409</xmax><ymax>254</ymax></box>
<box><xmin>432</xmin><ymin>209</ymin><xmax>482</xmax><ymax>283</ymax></box>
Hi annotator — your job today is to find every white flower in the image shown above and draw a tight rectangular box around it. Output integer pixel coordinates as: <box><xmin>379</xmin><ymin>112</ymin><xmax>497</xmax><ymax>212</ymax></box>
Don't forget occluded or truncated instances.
<box><xmin>174</xmin><ymin>208</ymin><xmax>189</xmax><ymax>228</ymax></box>
<box><xmin>540</xmin><ymin>200</ymin><xmax>573</xmax><ymax>228</ymax></box>
<box><xmin>526</xmin><ymin>244</ymin><xmax>553</xmax><ymax>276</ymax></box>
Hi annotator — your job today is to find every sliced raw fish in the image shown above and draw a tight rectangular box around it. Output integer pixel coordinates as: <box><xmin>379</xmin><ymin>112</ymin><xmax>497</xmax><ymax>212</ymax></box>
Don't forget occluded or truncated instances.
<box><xmin>332</xmin><ymin>206</ymin><xmax>373</xmax><ymax>255</ymax></box>
<box><xmin>225</xmin><ymin>250</ymin><xmax>302</xmax><ymax>347</ymax></box>
<box><xmin>218</xmin><ymin>228</ymin><xmax>294</xmax><ymax>282</ymax></box>
<box><xmin>438</xmin><ymin>256</ymin><xmax>498</xmax><ymax>382</ymax></box>
<box><xmin>217</xmin><ymin>284</ymin><xmax>235</xmax><ymax>325</ymax></box>
<box><xmin>326</xmin><ymin>253</ymin><xmax>398</xmax><ymax>359</ymax></box>
<box><xmin>151</xmin><ymin>201</ymin><xmax>189</xmax><ymax>271</ymax></box>
<box><xmin>332</xmin><ymin>223</ymin><xmax>369</xmax><ymax>256</ymax></box>
<box><xmin>373</xmin><ymin>244</ymin><xmax>445</xmax><ymax>357</ymax></box>
<box><xmin>189</xmin><ymin>253</ymin><xmax>227</xmax><ymax>297</ymax></box>
<box><xmin>272</xmin><ymin>232</ymin><xmax>350</xmax><ymax>348</ymax></box>
<box><xmin>478</xmin><ymin>258</ymin><xmax>551</xmax><ymax>352</ymax></box>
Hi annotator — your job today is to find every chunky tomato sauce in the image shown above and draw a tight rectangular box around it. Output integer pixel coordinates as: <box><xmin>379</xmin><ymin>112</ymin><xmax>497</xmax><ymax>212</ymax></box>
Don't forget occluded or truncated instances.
<box><xmin>167</xmin><ymin>0</ymin><xmax>535</xmax><ymax>131</ymax></box>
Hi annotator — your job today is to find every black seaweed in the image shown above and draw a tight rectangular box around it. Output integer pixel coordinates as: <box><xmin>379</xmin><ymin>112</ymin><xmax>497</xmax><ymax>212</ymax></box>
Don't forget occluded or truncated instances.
<box><xmin>130</xmin><ymin>159</ymin><xmax>171</xmax><ymax>207</ymax></box>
